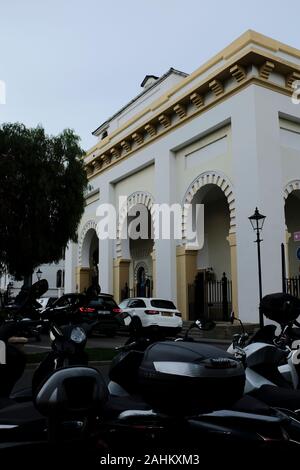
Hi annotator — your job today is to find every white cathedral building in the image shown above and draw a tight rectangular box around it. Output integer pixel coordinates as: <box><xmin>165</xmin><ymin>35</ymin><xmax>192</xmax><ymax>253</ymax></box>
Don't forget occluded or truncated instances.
<box><xmin>64</xmin><ymin>30</ymin><xmax>300</xmax><ymax>324</ymax></box>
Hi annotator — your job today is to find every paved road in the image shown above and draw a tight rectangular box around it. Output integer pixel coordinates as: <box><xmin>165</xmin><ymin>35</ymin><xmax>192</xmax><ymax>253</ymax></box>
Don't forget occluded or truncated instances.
<box><xmin>24</xmin><ymin>333</ymin><xmax>127</xmax><ymax>353</ymax></box>
<box><xmin>24</xmin><ymin>333</ymin><xmax>230</xmax><ymax>354</ymax></box>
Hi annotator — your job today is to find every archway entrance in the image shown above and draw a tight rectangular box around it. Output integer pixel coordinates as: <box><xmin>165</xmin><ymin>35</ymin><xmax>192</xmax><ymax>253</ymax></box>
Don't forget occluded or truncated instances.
<box><xmin>187</xmin><ymin>184</ymin><xmax>232</xmax><ymax>320</ymax></box>
<box><xmin>77</xmin><ymin>228</ymin><xmax>99</xmax><ymax>293</ymax></box>
<box><xmin>285</xmin><ymin>189</ymin><xmax>300</xmax><ymax>295</ymax></box>
<box><xmin>129</xmin><ymin>204</ymin><xmax>154</xmax><ymax>298</ymax></box>
<box><xmin>115</xmin><ymin>197</ymin><xmax>155</xmax><ymax>302</ymax></box>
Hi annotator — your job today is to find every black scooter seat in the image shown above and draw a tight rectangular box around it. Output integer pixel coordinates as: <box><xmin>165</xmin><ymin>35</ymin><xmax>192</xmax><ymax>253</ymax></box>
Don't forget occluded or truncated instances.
<box><xmin>249</xmin><ymin>384</ymin><xmax>300</xmax><ymax>411</ymax></box>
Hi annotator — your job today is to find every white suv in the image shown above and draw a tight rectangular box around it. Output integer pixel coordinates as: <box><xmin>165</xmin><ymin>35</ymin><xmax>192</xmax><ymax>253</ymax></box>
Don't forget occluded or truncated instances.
<box><xmin>119</xmin><ymin>297</ymin><xmax>182</xmax><ymax>335</ymax></box>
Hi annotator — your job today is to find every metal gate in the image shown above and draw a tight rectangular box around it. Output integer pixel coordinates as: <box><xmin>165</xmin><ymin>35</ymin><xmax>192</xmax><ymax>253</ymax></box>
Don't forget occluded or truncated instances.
<box><xmin>188</xmin><ymin>271</ymin><xmax>232</xmax><ymax>321</ymax></box>
<box><xmin>285</xmin><ymin>276</ymin><xmax>300</xmax><ymax>298</ymax></box>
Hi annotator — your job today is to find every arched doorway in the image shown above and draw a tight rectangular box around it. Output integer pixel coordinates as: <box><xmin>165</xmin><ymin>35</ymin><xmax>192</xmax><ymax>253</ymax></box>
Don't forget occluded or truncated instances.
<box><xmin>285</xmin><ymin>189</ymin><xmax>300</xmax><ymax>295</ymax></box>
<box><xmin>77</xmin><ymin>225</ymin><xmax>99</xmax><ymax>293</ymax></box>
<box><xmin>179</xmin><ymin>171</ymin><xmax>236</xmax><ymax>322</ymax></box>
<box><xmin>116</xmin><ymin>194</ymin><xmax>155</xmax><ymax>301</ymax></box>
<box><xmin>129</xmin><ymin>204</ymin><xmax>154</xmax><ymax>297</ymax></box>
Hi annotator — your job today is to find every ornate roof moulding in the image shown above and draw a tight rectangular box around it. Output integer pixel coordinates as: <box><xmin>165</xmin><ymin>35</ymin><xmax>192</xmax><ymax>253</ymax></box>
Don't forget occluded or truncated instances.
<box><xmin>190</xmin><ymin>92</ymin><xmax>204</xmax><ymax>109</ymax></box>
<box><xmin>132</xmin><ymin>132</ymin><xmax>144</xmax><ymax>146</ymax></box>
<box><xmin>158</xmin><ymin>113</ymin><xmax>171</xmax><ymax>128</ymax></box>
<box><xmin>120</xmin><ymin>139</ymin><xmax>131</xmax><ymax>153</ymax></box>
<box><xmin>110</xmin><ymin>146</ymin><xmax>121</xmax><ymax>159</ymax></box>
<box><xmin>209</xmin><ymin>79</ymin><xmax>224</xmax><ymax>97</ymax></box>
<box><xmin>86</xmin><ymin>163</ymin><xmax>94</xmax><ymax>177</ymax></box>
<box><xmin>92</xmin><ymin>157</ymin><xmax>103</xmax><ymax>172</ymax></box>
<box><xmin>259</xmin><ymin>61</ymin><xmax>275</xmax><ymax>80</ymax></box>
<box><xmin>144</xmin><ymin>123</ymin><xmax>157</xmax><ymax>137</ymax></box>
<box><xmin>173</xmin><ymin>103</ymin><xmax>187</xmax><ymax>120</ymax></box>
<box><xmin>286</xmin><ymin>71</ymin><xmax>300</xmax><ymax>89</ymax></box>
<box><xmin>230</xmin><ymin>64</ymin><xmax>247</xmax><ymax>83</ymax></box>
<box><xmin>102</xmin><ymin>153</ymin><xmax>111</xmax><ymax>165</ymax></box>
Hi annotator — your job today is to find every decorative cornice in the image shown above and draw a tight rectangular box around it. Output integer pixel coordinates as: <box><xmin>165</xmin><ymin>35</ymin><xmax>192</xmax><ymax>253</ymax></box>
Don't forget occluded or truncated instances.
<box><xmin>85</xmin><ymin>49</ymin><xmax>300</xmax><ymax>180</ymax></box>
<box><xmin>286</xmin><ymin>71</ymin><xmax>300</xmax><ymax>89</ymax></box>
<box><xmin>173</xmin><ymin>103</ymin><xmax>186</xmax><ymax>119</ymax></box>
<box><xmin>121</xmin><ymin>140</ymin><xmax>131</xmax><ymax>153</ymax></box>
<box><xmin>189</xmin><ymin>92</ymin><xmax>204</xmax><ymax>108</ymax></box>
<box><xmin>209</xmin><ymin>79</ymin><xmax>224</xmax><ymax>97</ymax></box>
<box><xmin>259</xmin><ymin>61</ymin><xmax>275</xmax><ymax>79</ymax></box>
<box><xmin>110</xmin><ymin>147</ymin><xmax>120</xmax><ymax>159</ymax></box>
<box><xmin>144</xmin><ymin>123</ymin><xmax>156</xmax><ymax>137</ymax></box>
<box><xmin>230</xmin><ymin>64</ymin><xmax>247</xmax><ymax>83</ymax></box>
<box><xmin>132</xmin><ymin>132</ymin><xmax>144</xmax><ymax>146</ymax></box>
<box><xmin>158</xmin><ymin>113</ymin><xmax>171</xmax><ymax>128</ymax></box>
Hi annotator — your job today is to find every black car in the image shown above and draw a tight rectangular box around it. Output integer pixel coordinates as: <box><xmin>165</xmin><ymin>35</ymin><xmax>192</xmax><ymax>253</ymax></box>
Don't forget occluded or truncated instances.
<box><xmin>45</xmin><ymin>293</ymin><xmax>121</xmax><ymax>336</ymax></box>
<box><xmin>42</xmin><ymin>293</ymin><xmax>87</xmax><ymax>325</ymax></box>
<box><xmin>79</xmin><ymin>294</ymin><xmax>121</xmax><ymax>336</ymax></box>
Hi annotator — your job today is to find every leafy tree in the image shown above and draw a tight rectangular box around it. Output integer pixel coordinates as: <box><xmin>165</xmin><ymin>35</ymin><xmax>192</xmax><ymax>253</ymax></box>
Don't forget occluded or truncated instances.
<box><xmin>0</xmin><ymin>123</ymin><xmax>87</xmax><ymax>284</ymax></box>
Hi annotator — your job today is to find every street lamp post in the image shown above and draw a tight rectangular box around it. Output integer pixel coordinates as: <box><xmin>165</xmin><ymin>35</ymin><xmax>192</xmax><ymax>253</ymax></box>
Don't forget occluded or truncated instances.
<box><xmin>36</xmin><ymin>269</ymin><xmax>43</xmax><ymax>281</ymax></box>
<box><xmin>249</xmin><ymin>207</ymin><xmax>266</xmax><ymax>328</ymax></box>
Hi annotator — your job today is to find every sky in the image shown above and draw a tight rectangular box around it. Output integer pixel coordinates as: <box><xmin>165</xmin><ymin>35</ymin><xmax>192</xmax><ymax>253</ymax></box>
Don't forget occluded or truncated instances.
<box><xmin>0</xmin><ymin>0</ymin><xmax>299</xmax><ymax>151</ymax></box>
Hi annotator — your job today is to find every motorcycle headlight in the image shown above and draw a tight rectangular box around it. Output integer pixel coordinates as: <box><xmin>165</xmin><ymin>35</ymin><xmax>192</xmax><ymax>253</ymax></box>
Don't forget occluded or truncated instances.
<box><xmin>70</xmin><ymin>326</ymin><xmax>86</xmax><ymax>344</ymax></box>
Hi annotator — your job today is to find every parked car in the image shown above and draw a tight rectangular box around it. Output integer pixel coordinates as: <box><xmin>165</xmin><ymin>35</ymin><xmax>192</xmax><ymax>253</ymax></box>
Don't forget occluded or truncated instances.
<box><xmin>118</xmin><ymin>297</ymin><xmax>182</xmax><ymax>336</ymax></box>
<box><xmin>43</xmin><ymin>293</ymin><xmax>87</xmax><ymax>325</ymax></box>
<box><xmin>37</xmin><ymin>296</ymin><xmax>58</xmax><ymax>312</ymax></box>
<box><xmin>79</xmin><ymin>293</ymin><xmax>122</xmax><ymax>336</ymax></box>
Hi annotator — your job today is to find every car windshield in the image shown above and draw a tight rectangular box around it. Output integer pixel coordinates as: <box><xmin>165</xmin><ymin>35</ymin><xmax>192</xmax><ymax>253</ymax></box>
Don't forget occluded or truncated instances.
<box><xmin>150</xmin><ymin>299</ymin><xmax>177</xmax><ymax>310</ymax></box>
<box><xmin>119</xmin><ymin>300</ymin><xmax>128</xmax><ymax>308</ymax></box>
<box><xmin>88</xmin><ymin>297</ymin><xmax>117</xmax><ymax>310</ymax></box>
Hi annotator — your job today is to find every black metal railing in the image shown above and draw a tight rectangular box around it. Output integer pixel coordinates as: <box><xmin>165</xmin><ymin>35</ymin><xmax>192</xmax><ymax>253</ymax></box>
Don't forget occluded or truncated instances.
<box><xmin>188</xmin><ymin>272</ymin><xmax>232</xmax><ymax>321</ymax></box>
<box><xmin>285</xmin><ymin>276</ymin><xmax>300</xmax><ymax>298</ymax></box>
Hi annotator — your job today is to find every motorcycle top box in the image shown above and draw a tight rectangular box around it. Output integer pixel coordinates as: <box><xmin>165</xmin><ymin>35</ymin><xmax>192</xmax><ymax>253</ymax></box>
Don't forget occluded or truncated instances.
<box><xmin>260</xmin><ymin>293</ymin><xmax>300</xmax><ymax>325</ymax></box>
<box><xmin>138</xmin><ymin>341</ymin><xmax>245</xmax><ymax>415</ymax></box>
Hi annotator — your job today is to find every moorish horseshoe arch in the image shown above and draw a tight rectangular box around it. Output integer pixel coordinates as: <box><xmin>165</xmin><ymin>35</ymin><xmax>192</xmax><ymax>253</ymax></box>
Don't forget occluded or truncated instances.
<box><xmin>284</xmin><ymin>180</ymin><xmax>300</xmax><ymax>200</ymax></box>
<box><xmin>182</xmin><ymin>170</ymin><xmax>236</xmax><ymax>242</ymax></box>
<box><xmin>78</xmin><ymin>219</ymin><xmax>98</xmax><ymax>266</ymax></box>
<box><xmin>134</xmin><ymin>261</ymin><xmax>150</xmax><ymax>282</ymax></box>
<box><xmin>116</xmin><ymin>191</ymin><xmax>155</xmax><ymax>258</ymax></box>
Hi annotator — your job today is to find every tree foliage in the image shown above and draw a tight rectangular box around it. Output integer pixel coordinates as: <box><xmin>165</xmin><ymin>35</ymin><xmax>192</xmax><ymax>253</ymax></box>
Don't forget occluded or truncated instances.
<box><xmin>0</xmin><ymin>123</ymin><xmax>87</xmax><ymax>279</ymax></box>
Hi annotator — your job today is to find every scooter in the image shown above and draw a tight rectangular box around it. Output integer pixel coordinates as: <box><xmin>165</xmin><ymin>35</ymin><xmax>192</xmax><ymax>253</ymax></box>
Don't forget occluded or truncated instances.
<box><xmin>227</xmin><ymin>293</ymin><xmax>300</xmax><ymax>414</ymax></box>
<box><xmin>1</xmin><ymin>314</ymin><xmax>300</xmax><ymax>459</ymax></box>
<box><xmin>2</xmin><ymin>279</ymin><xmax>50</xmax><ymax>341</ymax></box>
<box><xmin>102</xmin><ymin>320</ymin><xmax>300</xmax><ymax>454</ymax></box>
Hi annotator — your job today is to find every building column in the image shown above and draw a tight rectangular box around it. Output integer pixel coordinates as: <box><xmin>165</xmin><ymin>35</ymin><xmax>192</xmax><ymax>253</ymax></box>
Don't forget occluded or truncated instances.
<box><xmin>64</xmin><ymin>241</ymin><xmax>77</xmax><ymax>293</ymax></box>
<box><xmin>227</xmin><ymin>233</ymin><xmax>238</xmax><ymax>317</ymax></box>
<box><xmin>285</xmin><ymin>230</ymin><xmax>291</xmax><ymax>277</ymax></box>
<box><xmin>176</xmin><ymin>246</ymin><xmax>198</xmax><ymax>320</ymax></box>
<box><xmin>98</xmin><ymin>180</ymin><xmax>114</xmax><ymax>294</ymax></box>
<box><xmin>76</xmin><ymin>267</ymin><xmax>93</xmax><ymax>293</ymax></box>
<box><xmin>151</xmin><ymin>250</ymin><xmax>156</xmax><ymax>297</ymax></box>
<box><xmin>231</xmin><ymin>86</ymin><xmax>285</xmax><ymax>323</ymax></box>
<box><xmin>154</xmin><ymin>148</ymin><xmax>177</xmax><ymax>303</ymax></box>
<box><xmin>113</xmin><ymin>258</ymin><xmax>131</xmax><ymax>303</ymax></box>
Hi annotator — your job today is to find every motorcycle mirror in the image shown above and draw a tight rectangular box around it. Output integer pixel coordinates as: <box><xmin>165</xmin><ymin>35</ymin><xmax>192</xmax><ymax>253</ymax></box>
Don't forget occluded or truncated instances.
<box><xmin>195</xmin><ymin>318</ymin><xmax>216</xmax><ymax>331</ymax></box>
